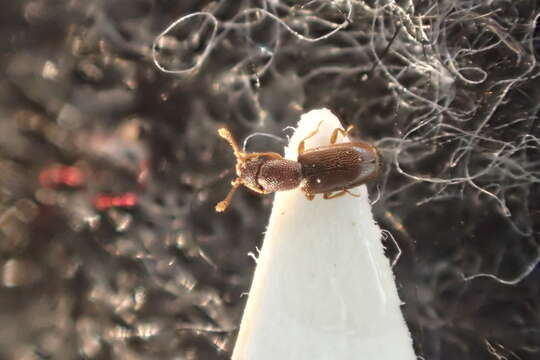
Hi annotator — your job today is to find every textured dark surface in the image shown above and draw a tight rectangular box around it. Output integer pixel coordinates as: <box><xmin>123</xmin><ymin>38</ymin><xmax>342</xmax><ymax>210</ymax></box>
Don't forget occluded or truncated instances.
<box><xmin>0</xmin><ymin>0</ymin><xmax>539</xmax><ymax>359</ymax></box>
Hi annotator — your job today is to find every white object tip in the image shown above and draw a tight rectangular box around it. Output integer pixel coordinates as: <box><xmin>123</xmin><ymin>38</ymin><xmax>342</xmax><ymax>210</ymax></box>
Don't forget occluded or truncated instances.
<box><xmin>232</xmin><ymin>108</ymin><xmax>415</xmax><ymax>360</ymax></box>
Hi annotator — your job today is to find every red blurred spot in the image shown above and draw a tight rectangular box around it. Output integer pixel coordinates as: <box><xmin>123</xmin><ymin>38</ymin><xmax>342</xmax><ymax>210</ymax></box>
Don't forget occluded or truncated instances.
<box><xmin>120</xmin><ymin>192</ymin><xmax>138</xmax><ymax>207</ymax></box>
<box><xmin>59</xmin><ymin>167</ymin><xmax>84</xmax><ymax>186</ymax></box>
<box><xmin>94</xmin><ymin>196</ymin><xmax>112</xmax><ymax>210</ymax></box>
<box><xmin>94</xmin><ymin>193</ymin><xmax>138</xmax><ymax>210</ymax></box>
<box><xmin>39</xmin><ymin>165</ymin><xmax>85</xmax><ymax>188</ymax></box>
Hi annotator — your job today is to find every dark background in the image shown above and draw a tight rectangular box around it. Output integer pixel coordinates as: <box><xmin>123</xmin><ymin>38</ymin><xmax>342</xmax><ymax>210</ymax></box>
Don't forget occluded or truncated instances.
<box><xmin>0</xmin><ymin>0</ymin><xmax>539</xmax><ymax>359</ymax></box>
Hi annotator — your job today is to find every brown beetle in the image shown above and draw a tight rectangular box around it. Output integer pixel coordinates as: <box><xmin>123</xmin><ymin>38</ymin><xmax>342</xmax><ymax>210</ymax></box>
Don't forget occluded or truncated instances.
<box><xmin>215</xmin><ymin>122</ymin><xmax>380</xmax><ymax>212</ymax></box>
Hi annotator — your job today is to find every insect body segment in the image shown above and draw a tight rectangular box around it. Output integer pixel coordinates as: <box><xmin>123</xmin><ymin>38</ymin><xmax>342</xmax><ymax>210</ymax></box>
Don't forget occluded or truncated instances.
<box><xmin>215</xmin><ymin>123</ymin><xmax>380</xmax><ymax>212</ymax></box>
<box><xmin>299</xmin><ymin>142</ymin><xmax>379</xmax><ymax>195</ymax></box>
<box><xmin>215</xmin><ymin>129</ymin><xmax>301</xmax><ymax>212</ymax></box>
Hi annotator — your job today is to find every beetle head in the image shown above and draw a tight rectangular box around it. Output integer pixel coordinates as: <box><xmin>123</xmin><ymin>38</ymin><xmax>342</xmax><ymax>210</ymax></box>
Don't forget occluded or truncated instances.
<box><xmin>215</xmin><ymin>128</ymin><xmax>265</xmax><ymax>212</ymax></box>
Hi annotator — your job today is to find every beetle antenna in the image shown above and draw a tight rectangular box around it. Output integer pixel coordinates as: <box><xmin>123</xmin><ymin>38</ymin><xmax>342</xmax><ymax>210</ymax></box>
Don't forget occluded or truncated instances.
<box><xmin>215</xmin><ymin>178</ymin><xmax>242</xmax><ymax>212</ymax></box>
<box><xmin>218</xmin><ymin>128</ymin><xmax>245</xmax><ymax>160</ymax></box>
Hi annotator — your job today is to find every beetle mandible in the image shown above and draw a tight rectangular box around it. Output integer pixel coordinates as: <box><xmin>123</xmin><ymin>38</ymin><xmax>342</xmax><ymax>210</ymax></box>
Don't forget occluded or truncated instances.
<box><xmin>215</xmin><ymin>121</ymin><xmax>380</xmax><ymax>212</ymax></box>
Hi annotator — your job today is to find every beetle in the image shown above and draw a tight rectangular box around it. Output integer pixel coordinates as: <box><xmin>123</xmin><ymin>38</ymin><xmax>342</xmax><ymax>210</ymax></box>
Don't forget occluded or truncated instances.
<box><xmin>215</xmin><ymin>121</ymin><xmax>380</xmax><ymax>212</ymax></box>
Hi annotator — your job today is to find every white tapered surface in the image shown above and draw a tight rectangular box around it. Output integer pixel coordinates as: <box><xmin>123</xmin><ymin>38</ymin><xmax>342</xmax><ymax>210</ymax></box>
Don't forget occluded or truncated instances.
<box><xmin>232</xmin><ymin>109</ymin><xmax>415</xmax><ymax>360</ymax></box>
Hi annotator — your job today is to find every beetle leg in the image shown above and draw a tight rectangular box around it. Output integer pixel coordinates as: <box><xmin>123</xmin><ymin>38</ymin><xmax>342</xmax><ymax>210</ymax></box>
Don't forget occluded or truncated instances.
<box><xmin>215</xmin><ymin>178</ymin><xmax>243</xmax><ymax>212</ymax></box>
<box><xmin>218</xmin><ymin>128</ymin><xmax>246</xmax><ymax>160</ymax></box>
<box><xmin>344</xmin><ymin>189</ymin><xmax>361</xmax><ymax>197</ymax></box>
<box><xmin>304</xmin><ymin>191</ymin><xmax>315</xmax><ymax>201</ymax></box>
<box><xmin>323</xmin><ymin>190</ymin><xmax>347</xmax><ymax>199</ymax></box>
<box><xmin>329</xmin><ymin>125</ymin><xmax>355</xmax><ymax>144</ymax></box>
<box><xmin>298</xmin><ymin>120</ymin><xmax>324</xmax><ymax>154</ymax></box>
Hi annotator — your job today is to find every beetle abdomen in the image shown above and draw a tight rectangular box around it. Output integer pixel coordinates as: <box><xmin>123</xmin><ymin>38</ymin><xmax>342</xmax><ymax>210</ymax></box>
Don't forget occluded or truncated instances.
<box><xmin>258</xmin><ymin>159</ymin><xmax>302</xmax><ymax>193</ymax></box>
<box><xmin>299</xmin><ymin>142</ymin><xmax>379</xmax><ymax>194</ymax></box>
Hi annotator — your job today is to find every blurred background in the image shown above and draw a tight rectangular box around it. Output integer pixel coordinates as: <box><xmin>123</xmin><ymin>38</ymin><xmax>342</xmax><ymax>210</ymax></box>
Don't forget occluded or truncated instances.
<box><xmin>0</xmin><ymin>0</ymin><xmax>539</xmax><ymax>359</ymax></box>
